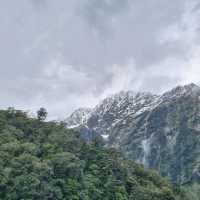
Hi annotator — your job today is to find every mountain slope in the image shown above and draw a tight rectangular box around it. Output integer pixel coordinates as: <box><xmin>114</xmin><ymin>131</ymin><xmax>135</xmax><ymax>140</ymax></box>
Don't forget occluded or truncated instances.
<box><xmin>66</xmin><ymin>83</ymin><xmax>200</xmax><ymax>192</ymax></box>
<box><xmin>0</xmin><ymin>108</ymin><xmax>188</xmax><ymax>200</ymax></box>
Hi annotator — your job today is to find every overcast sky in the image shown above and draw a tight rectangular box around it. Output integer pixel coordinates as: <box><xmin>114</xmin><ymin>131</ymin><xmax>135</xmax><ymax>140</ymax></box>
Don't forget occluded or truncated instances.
<box><xmin>1</xmin><ymin>0</ymin><xmax>200</xmax><ymax>119</ymax></box>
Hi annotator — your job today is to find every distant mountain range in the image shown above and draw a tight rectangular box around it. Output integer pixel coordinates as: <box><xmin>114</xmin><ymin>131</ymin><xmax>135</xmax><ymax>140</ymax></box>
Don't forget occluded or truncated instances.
<box><xmin>66</xmin><ymin>83</ymin><xmax>200</xmax><ymax>198</ymax></box>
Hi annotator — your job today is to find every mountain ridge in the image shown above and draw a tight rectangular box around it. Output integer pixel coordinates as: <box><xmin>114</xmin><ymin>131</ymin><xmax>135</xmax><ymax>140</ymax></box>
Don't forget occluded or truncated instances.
<box><xmin>66</xmin><ymin>83</ymin><xmax>200</xmax><ymax>198</ymax></box>
<box><xmin>66</xmin><ymin>83</ymin><xmax>200</xmax><ymax>132</ymax></box>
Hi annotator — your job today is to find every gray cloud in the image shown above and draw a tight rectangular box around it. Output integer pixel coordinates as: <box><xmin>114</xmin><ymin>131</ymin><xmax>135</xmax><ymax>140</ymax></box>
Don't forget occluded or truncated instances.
<box><xmin>0</xmin><ymin>0</ymin><xmax>200</xmax><ymax>119</ymax></box>
<box><xmin>79</xmin><ymin>0</ymin><xmax>130</xmax><ymax>34</ymax></box>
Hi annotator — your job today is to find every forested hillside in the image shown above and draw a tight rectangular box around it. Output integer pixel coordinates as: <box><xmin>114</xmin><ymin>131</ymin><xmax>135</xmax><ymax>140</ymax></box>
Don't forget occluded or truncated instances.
<box><xmin>0</xmin><ymin>108</ymin><xmax>188</xmax><ymax>200</ymax></box>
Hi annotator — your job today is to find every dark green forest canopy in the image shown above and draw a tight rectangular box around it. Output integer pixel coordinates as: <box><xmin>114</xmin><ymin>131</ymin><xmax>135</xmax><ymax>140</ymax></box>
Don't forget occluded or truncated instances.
<box><xmin>0</xmin><ymin>108</ymin><xmax>188</xmax><ymax>200</ymax></box>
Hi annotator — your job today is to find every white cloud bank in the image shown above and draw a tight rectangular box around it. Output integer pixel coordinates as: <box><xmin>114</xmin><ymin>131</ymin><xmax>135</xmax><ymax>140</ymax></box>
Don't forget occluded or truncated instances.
<box><xmin>0</xmin><ymin>0</ymin><xmax>200</xmax><ymax>119</ymax></box>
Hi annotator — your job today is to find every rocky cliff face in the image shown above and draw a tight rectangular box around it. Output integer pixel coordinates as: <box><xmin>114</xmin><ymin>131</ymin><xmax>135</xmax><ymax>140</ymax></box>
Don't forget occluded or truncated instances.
<box><xmin>66</xmin><ymin>83</ymin><xmax>200</xmax><ymax>186</ymax></box>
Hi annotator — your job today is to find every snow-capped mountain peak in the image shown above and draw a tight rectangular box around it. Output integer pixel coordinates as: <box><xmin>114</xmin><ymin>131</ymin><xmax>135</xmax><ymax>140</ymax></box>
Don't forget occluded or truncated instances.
<box><xmin>65</xmin><ymin>90</ymin><xmax>159</xmax><ymax>133</ymax></box>
<box><xmin>161</xmin><ymin>83</ymin><xmax>200</xmax><ymax>100</ymax></box>
<box><xmin>66</xmin><ymin>83</ymin><xmax>200</xmax><ymax>133</ymax></box>
<box><xmin>66</xmin><ymin>83</ymin><xmax>200</xmax><ymax>187</ymax></box>
<box><xmin>65</xmin><ymin>108</ymin><xmax>92</xmax><ymax>128</ymax></box>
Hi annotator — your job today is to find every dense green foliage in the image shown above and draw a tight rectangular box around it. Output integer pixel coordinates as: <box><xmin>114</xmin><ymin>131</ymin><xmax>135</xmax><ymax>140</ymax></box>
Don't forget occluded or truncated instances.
<box><xmin>0</xmin><ymin>108</ymin><xmax>188</xmax><ymax>200</ymax></box>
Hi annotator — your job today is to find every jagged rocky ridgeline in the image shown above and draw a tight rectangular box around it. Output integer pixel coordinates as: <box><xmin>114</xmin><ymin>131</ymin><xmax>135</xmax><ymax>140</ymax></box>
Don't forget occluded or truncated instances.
<box><xmin>66</xmin><ymin>83</ymin><xmax>200</xmax><ymax>187</ymax></box>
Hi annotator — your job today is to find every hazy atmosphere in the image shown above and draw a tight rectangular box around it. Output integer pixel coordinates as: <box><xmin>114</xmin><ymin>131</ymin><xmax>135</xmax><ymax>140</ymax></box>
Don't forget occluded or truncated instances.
<box><xmin>1</xmin><ymin>0</ymin><xmax>200</xmax><ymax>119</ymax></box>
